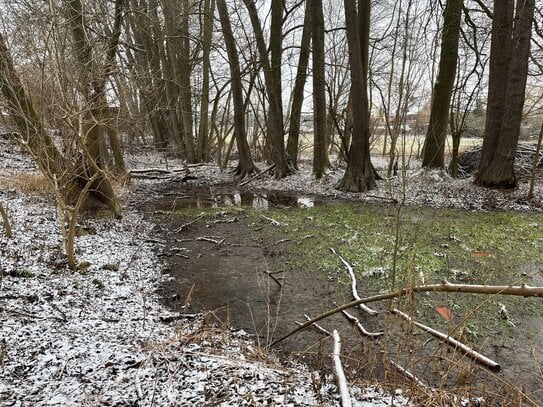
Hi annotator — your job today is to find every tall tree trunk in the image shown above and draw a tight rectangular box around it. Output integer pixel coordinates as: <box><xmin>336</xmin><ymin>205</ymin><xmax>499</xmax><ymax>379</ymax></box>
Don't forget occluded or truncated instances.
<box><xmin>127</xmin><ymin>0</ymin><xmax>170</xmax><ymax>149</ymax></box>
<box><xmin>422</xmin><ymin>0</ymin><xmax>463</xmax><ymax>169</ymax></box>
<box><xmin>476</xmin><ymin>0</ymin><xmax>534</xmax><ymax>188</ymax></box>
<box><xmin>197</xmin><ymin>0</ymin><xmax>215</xmax><ymax>162</ymax></box>
<box><xmin>216</xmin><ymin>0</ymin><xmax>257</xmax><ymax>177</ymax></box>
<box><xmin>312</xmin><ymin>0</ymin><xmax>326</xmax><ymax>179</ymax></box>
<box><xmin>286</xmin><ymin>3</ymin><xmax>312</xmax><ymax>169</ymax></box>
<box><xmin>180</xmin><ymin>0</ymin><xmax>196</xmax><ymax>162</ymax></box>
<box><xmin>270</xmin><ymin>0</ymin><xmax>283</xmax><ymax>126</ymax></box>
<box><xmin>337</xmin><ymin>0</ymin><xmax>375</xmax><ymax>192</ymax></box>
<box><xmin>161</xmin><ymin>0</ymin><xmax>189</xmax><ymax>156</ymax></box>
<box><xmin>244</xmin><ymin>0</ymin><xmax>288</xmax><ymax>178</ymax></box>
<box><xmin>100</xmin><ymin>0</ymin><xmax>126</xmax><ymax>174</ymax></box>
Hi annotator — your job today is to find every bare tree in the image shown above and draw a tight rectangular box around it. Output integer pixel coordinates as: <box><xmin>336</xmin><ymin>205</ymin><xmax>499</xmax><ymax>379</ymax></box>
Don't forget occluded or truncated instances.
<box><xmin>476</xmin><ymin>0</ymin><xmax>535</xmax><ymax>188</ymax></box>
<box><xmin>0</xmin><ymin>32</ymin><xmax>121</xmax><ymax>216</ymax></box>
<box><xmin>286</xmin><ymin>3</ymin><xmax>312</xmax><ymax>170</ymax></box>
<box><xmin>216</xmin><ymin>0</ymin><xmax>257</xmax><ymax>177</ymax></box>
<box><xmin>337</xmin><ymin>0</ymin><xmax>375</xmax><ymax>192</ymax></box>
<box><xmin>312</xmin><ymin>0</ymin><xmax>327</xmax><ymax>178</ymax></box>
<box><xmin>244</xmin><ymin>0</ymin><xmax>288</xmax><ymax>178</ymax></box>
<box><xmin>196</xmin><ymin>0</ymin><xmax>215</xmax><ymax>162</ymax></box>
<box><xmin>422</xmin><ymin>0</ymin><xmax>463</xmax><ymax>169</ymax></box>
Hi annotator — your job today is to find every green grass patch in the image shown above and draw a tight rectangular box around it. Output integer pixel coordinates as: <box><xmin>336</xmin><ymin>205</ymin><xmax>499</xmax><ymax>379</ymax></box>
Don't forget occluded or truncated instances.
<box><xmin>157</xmin><ymin>201</ymin><xmax>543</xmax><ymax>340</ymax></box>
<box><xmin>258</xmin><ymin>204</ymin><xmax>543</xmax><ymax>339</ymax></box>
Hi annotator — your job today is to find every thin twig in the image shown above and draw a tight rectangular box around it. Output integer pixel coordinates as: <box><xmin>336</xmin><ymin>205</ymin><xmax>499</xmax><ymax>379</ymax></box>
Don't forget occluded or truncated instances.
<box><xmin>303</xmin><ymin>314</ymin><xmax>332</xmax><ymax>336</ymax></box>
<box><xmin>261</xmin><ymin>269</ymin><xmax>283</xmax><ymax>288</ymax></box>
<box><xmin>385</xmin><ymin>354</ymin><xmax>429</xmax><ymax>389</ymax></box>
<box><xmin>0</xmin><ymin>201</ymin><xmax>12</xmax><ymax>238</ymax></box>
<box><xmin>196</xmin><ymin>236</ymin><xmax>226</xmax><ymax>245</ymax></box>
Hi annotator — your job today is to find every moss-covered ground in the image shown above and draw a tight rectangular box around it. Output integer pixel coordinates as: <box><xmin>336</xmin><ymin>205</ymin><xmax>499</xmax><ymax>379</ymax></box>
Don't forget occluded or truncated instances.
<box><xmin>160</xmin><ymin>202</ymin><xmax>543</xmax><ymax>342</ymax></box>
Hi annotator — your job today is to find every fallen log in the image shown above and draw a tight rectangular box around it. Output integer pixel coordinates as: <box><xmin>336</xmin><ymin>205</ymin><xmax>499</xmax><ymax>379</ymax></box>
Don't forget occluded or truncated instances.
<box><xmin>392</xmin><ymin>309</ymin><xmax>500</xmax><ymax>371</ymax></box>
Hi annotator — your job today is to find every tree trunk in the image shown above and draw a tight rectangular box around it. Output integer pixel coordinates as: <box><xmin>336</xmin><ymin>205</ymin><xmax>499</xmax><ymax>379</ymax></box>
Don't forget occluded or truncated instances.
<box><xmin>197</xmin><ymin>0</ymin><xmax>215</xmax><ymax>162</ymax></box>
<box><xmin>422</xmin><ymin>0</ymin><xmax>463</xmax><ymax>169</ymax></box>
<box><xmin>476</xmin><ymin>0</ymin><xmax>535</xmax><ymax>188</ymax></box>
<box><xmin>312</xmin><ymin>0</ymin><xmax>326</xmax><ymax>179</ymax></box>
<box><xmin>244</xmin><ymin>0</ymin><xmax>288</xmax><ymax>178</ymax></box>
<box><xmin>337</xmin><ymin>0</ymin><xmax>375</xmax><ymax>192</ymax></box>
<box><xmin>216</xmin><ymin>0</ymin><xmax>257</xmax><ymax>177</ymax></box>
<box><xmin>126</xmin><ymin>0</ymin><xmax>170</xmax><ymax>149</ymax></box>
<box><xmin>286</xmin><ymin>4</ymin><xmax>312</xmax><ymax>170</ymax></box>
<box><xmin>180</xmin><ymin>0</ymin><xmax>196</xmax><ymax>162</ymax></box>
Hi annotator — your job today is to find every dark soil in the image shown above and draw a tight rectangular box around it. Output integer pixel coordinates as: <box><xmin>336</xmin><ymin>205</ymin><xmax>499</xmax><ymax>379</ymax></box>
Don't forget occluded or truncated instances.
<box><xmin>147</xmin><ymin>185</ymin><xmax>543</xmax><ymax>405</ymax></box>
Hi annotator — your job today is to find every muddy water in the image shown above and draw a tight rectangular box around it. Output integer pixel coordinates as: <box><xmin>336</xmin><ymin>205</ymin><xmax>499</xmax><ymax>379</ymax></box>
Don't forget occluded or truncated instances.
<box><xmin>152</xmin><ymin>186</ymin><xmax>317</xmax><ymax>211</ymax></box>
<box><xmin>149</xmin><ymin>189</ymin><xmax>543</xmax><ymax>404</ymax></box>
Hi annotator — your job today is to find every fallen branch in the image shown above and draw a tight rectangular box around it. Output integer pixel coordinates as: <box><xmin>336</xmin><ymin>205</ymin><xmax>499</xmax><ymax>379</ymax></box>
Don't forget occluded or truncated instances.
<box><xmin>392</xmin><ymin>308</ymin><xmax>500</xmax><ymax>371</ymax></box>
<box><xmin>366</xmin><ymin>194</ymin><xmax>399</xmax><ymax>204</ymax></box>
<box><xmin>332</xmin><ymin>330</ymin><xmax>352</xmax><ymax>407</ymax></box>
<box><xmin>129</xmin><ymin>167</ymin><xmax>186</xmax><ymax>174</ymax></box>
<box><xmin>239</xmin><ymin>163</ymin><xmax>276</xmax><ymax>187</ymax></box>
<box><xmin>261</xmin><ymin>214</ymin><xmax>287</xmax><ymax>227</ymax></box>
<box><xmin>270</xmin><ymin>281</ymin><xmax>543</xmax><ymax>347</ymax></box>
<box><xmin>385</xmin><ymin>354</ymin><xmax>429</xmax><ymax>389</ymax></box>
<box><xmin>196</xmin><ymin>236</ymin><xmax>226</xmax><ymax>245</ymax></box>
<box><xmin>175</xmin><ymin>213</ymin><xmax>205</xmax><ymax>232</ymax></box>
<box><xmin>0</xmin><ymin>201</ymin><xmax>12</xmax><ymax>238</ymax></box>
<box><xmin>341</xmin><ymin>309</ymin><xmax>383</xmax><ymax>337</ymax></box>
<box><xmin>330</xmin><ymin>248</ymin><xmax>378</xmax><ymax>316</ymax></box>
<box><xmin>295</xmin><ymin>314</ymin><xmax>332</xmax><ymax>336</ymax></box>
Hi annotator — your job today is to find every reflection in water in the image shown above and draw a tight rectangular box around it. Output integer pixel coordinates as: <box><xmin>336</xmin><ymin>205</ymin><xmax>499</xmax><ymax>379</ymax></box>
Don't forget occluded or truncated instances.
<box><xmin>158</xmin><ymin>189</ymin><xmax>315</xmax><ymax>210</ymax></box>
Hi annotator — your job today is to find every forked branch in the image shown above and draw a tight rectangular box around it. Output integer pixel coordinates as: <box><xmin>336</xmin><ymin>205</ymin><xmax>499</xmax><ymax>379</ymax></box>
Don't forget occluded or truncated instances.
<box><xmin>271</xmin><ymin>281</ymin><xmax>543</xmax><ymax>346</ymax></box>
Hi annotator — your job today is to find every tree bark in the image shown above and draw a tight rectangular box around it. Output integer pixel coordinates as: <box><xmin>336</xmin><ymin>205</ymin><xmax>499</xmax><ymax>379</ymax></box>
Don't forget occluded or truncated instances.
<box><xmin>476</xmin><ymin>0</ymin><xmax>534</xmax><ymax>188</ymax></box>
<box><xmin>180</xmin><ymin>0</ymin><xmax>196</xmax><ymax>162</ymax></box>
<box><xmin>244</xmin><ymin>0</ymin><xmax>288</xmax><ymax>178</ymax></box>
<box><xmin>216</xmin><ymin>0</ymin><xmax>257</xmax><ymax>177</ymax></box>
<box><xmin>197</xmin><ymin>0</ymin><xmax>215</xmax><ymax>162</ymax></box>
<box><xmin>312</xmin><ymin>0</ymin><xmax>326</xmax><ymax>179</ymax></box>
<box><xmin>337</xmin><ymin>0</ymin><xmax>375</xmax><ymax>192</ymax></box>
<box><xmin>286</xmin><ymin>4</ymin><xmax>312</xmax><ymax>170</ymax></box>
<box><xmin>422</xmin><ymin>0</ymin><xmax>463</xmax><ymax>169</ymax></box>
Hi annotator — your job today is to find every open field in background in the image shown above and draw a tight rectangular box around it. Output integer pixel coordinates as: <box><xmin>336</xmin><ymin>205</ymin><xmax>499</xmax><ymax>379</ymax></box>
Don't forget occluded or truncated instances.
<box><xmin>295</xmin><ymin>132</ymin><xmax>486</xmax><ymax>161</ymax></box>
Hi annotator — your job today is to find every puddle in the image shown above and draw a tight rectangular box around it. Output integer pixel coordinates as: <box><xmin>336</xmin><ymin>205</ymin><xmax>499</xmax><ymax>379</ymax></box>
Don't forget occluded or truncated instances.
<box><xmin>149</xmin><ymin>197</ymin><xmax>543</xmax><ymax>403</ymax></box>
<box><xmin>152</xmin><ymin>187</ymin><xmax>317</xmax><ymax>211</ymax></box>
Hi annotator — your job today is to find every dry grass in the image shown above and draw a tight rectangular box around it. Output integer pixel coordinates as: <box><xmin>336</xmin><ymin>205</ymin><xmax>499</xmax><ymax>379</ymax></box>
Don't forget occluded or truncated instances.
<box><xmin>0</xmin><ymin>171</ymin><xmax>52</xmax><ymax>196</ymax></box>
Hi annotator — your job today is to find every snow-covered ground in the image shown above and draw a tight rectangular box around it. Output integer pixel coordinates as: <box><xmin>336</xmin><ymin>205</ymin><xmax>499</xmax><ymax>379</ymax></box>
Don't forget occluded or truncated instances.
<box><xmin>0</xmin><ymin>142</ymin><xmax>414</xmax><ymax>405</ymax></box>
